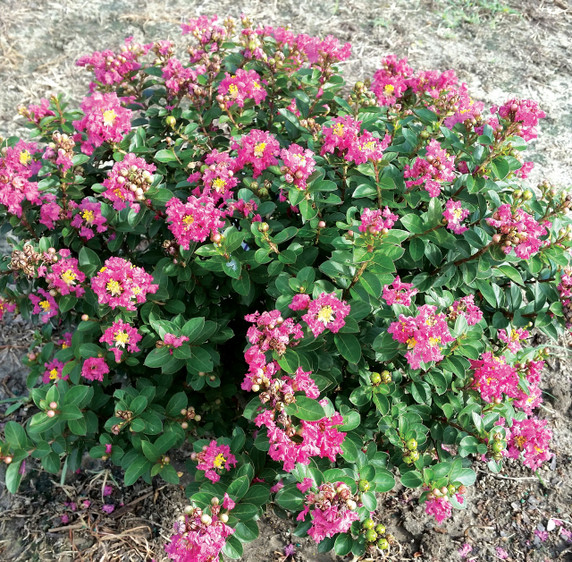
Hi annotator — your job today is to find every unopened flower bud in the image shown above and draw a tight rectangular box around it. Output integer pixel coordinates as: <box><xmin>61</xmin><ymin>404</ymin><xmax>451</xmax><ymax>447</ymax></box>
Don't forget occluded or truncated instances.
<box><xmin>181</xmin><ymin>422</ymin><xmax>189</xmax><ymax>429</ymax></box>
<box><xmin>184</xmin><ymin>505</ymin><xmax>194</xmax><ymax>515</ymax></box>
<box><xmin>219</xmin><ymin>513</ymin><xmax>229</xmax><ymax>523</ymax></box>
<box><xmin>49</xmin><ymin>401</ymin><xmax>58</xmax><ymax>409</ymax></box>
<box><xmin>47</xmin><ymin>409</ymin><xmax>56</xmax><ymax>418</ymax></box>
<box><xmin>4</xmin><ymin>456</ymin><xmax>13</xmax><ymax>464</ymax></box>
<box><xmin>201</xmin><ymin>514</ymin><xmax>212</xmax><ymax>525</ymax></box>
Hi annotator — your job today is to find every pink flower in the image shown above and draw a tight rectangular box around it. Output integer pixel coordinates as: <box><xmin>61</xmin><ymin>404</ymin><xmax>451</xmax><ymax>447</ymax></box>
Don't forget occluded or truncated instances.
<box><xmin>495</xmin><ymin>546</ymin><xmax>509</xmax><ymax>559</ymax></box>
<box><xmin>297</xmin><ymin>478</ymin><xmax>314</xmax><ymax>493</ymax></box>
<box><xmin>0</xmin><ymin>298</ymin><xmax>16</xmax><ymax>321</ymax></box>
<box><xmin>425</xmin><ymin>496</ymin><xmax>452</xmax><ymax>524</ymax></box>
<box><xmin>388</xmin><ymin>305</ymin><xmax>455</xmax><ymax>369</ymax></box>
<box><xmin>101</xmin><ymin>153</ymin><xmax>155</xmax><ymax>211</ymax></box>
<box><xmin>498</xmin><ymin>327</ymin><xmax>529</xmax><ymax>353</ymax></box>
<box><xmin>91</xmin><ymin>257</ymin><xmax>158</xmax><ymax>310</ymax></box>
<box><xmin>60</xmin><ymin>514</ymin><xmax>70</xmax><ymax>525</ymax></box>
<box><xmin>100</xmin><ymin>320</ymin><xmax>142</xmax><ymax>362</ymax></box>
<box><xmin>102</xmin><ymin>504</ymin><xmax>115</xmax><ymax>514</ymax></box>
<box><xmin>103</xmin><ymin>485</ymin><xmax>113</xmax><ymax>497</ymax></box>
<box><xmin>232</xmin><ymin>129</ymin><xmax>280</xmax><ymax>178</ymax></box>
<box><xmin>39</xmin><ymin>193</ymin><xmax>62</xmax><ymax>230</ymax></box>
<box><xmin>165</xmin><ymin>195</ymin><xmax>225</xmax><ymax>249</ymax></box>
<box><xmin>165</xmin><ymin>503</ymin><xmax>234</xmax><ymax>562</ymax></box>
<box><xmin>535</xmin><ymin>529</ymin><xmax>548</xmax><ymax>542</ymax></box>
<box><xmin>76</xmin><ymin>37</ymin><xmax>151</xmax><ymax>86</ymax></box>
<box><xmin>486</xmin><ymin>204</ymin><xmax>547</xmax><ymax>259</ymax></box>
<box><xmin>443</xmin><ymin>199</ymin><xmax>470</xmax><ymax>234</ymax></box>
<box><xmin>289</xmin><ymin>293</ymin><xmax>311</xmax><ymax>311</ymax></box>
<box><xmin>105</xmin><ymin>444</ymin><xmax>113</xmax><ymax>454</ymax></box>
<box><xmin>300</xmin><ymin>482</ymin><xmax>359</xmax><ymax>543</ymax></box>
<box><xmin>302</xmin><ymin>292</ymin><xmax>351</xmax><ymax>337</ymax></box>
<box><xmin>270</xmin><ymin>480</ymin><xmax>284</xmax><ymax>493</ymax></box>
<box><xmin>23</xmin><ymin>98</ymin><xmax>55</xmax><ymax>125</ymax></box>
<box><xmin>44</xmin><ymin>250</ymin><xmax>86</xmax><ymax>297</ymax></box>
<box><xmin>193</xmin><ymin>441</ymin><xmax>237</xmax><ymax>483</ymax></box>
<box><xmin>81</xmin><ymin>357</ymin><xmax>109</xmax><ymax>382</ymax></box>
<box><xmin>43</xmin><ymin>359</ymin><xmax>68</xmax><ymax>384</ymax></box>
<box><xmin>245</xmin><ymin>309</ymin><xmax>303</xmax><ymax>356</ymax></box>
<box><xmin>469</xmin><ymin>352</ymin><xmax>520</xmax><ymax>403</ymax></box>
<box><xmin>218</xmin><ymin>69</ymin><xmax>267</xmax><ymax>108</ymax></box>
<box><xmin>382</xmin><ymin>276</ymin><xmax>418</xmax><ymax>306</ymax></box>
<box><xmin>73</xmin><ymin>92</ymin><xmax>132</xmax><ymax>155</ymax></box>
<box><xmin>506</xmin><ymin>416</ymin><xmax>552</xmax><ymax>470</ymax></box>
<box><xmin>371</xmin><ymin>55</ymin><xmax>412</xmax><ymax>106</ymax></box>
<box><xmin>359</xmin><ymin>207</ymin><xmax>398</xmax><ymax>234</ymax></box>
<box><xmin>29</xmin><ymin>288</ymin><xmax>58</xmax><ymax>323</ymax></box>
<box><xmin>280</xmin><ymin>144</ymin><xmax>316</xmax><ymax>190</ymax></box>
<box><xmin>0</xmin><ymin>140</ymin><xmax>41</xmax><ymax>217</ymax></box>
<box><xmin>161</xmin><ymin>57</ymin><xmax>205</xmax><ymax>97</ymax></box>
<box><xmin>404</xmin><ymin>140</ymin><xmax>456</xmax><ymax>198</ymax></box>
<box><xmin>496</xmin><ymin>98</ymin><xmax>546</xmax><ymax>141</ymax></box>
<box><xmin>196</xmin><ymin>149</ymin><xmax>238</xmax><ymax>203</ymax></box>
<box><xmin>513</xmin><ymin>360</ymin><xmax>544</xmax><ymax>414</ymax></box>
<box><xmin>70</xmin><ymin>199</ymin><xmax>107</xmax><ymax>239</ymax></box>
<box><xmin>449</xmin><ymin>295</ymin><xmax>483</xmax><ymax>326</ymax></box>
<box><xmin>458</xmin><ymin>543</ymin><xmax>473</xmax><ymax>557</ymax></box>
<box><xmin>163</xmin><ymin>333</ymin><xmax>189</xmax><ymax>348</ymax></box>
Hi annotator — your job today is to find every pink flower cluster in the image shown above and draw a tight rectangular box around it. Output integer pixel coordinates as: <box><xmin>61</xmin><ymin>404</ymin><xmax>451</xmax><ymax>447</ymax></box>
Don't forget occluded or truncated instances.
<box><xmin>425</xmin><ymin>496</ymin><xmax>452</xmax><ymax>524</ymax></box>
<box><xmin>76</xmin><ymin>37</ymin><xmax>151</xmax><ymax>86</ymax></box>
<box><xmin>469</xmin><ymin>352</ymin><xmax>520</xmax><ymax>403</ymax></box>
<box><xmin>165</xmin><ymin>495</ymin><xmax>235</xmax><ymax>562</ymax></box>
<box><xmin>448</xmin><ymin>295</ymin><xmax>483</xmax><ymax>326</ymax></box>
<box><xmin>232</xmin><ymin>129</ymin><xmax>280</xmax><ymax>178</ymax></box>
<box><xmin>193</xmin><ymin>441</ymin><xmax>237</xmax><ymax>483</ymax></box>
<box><xmin>296</xmin><ymin>481</ymin><xmax>359</xmax><ymax>543</ymax></box>
<box><xmin>163</xmin><ymin>333</ymin><xmax>190</xmax><ymax>348</ymax></box>
<box><xmin>301</xmin><ymin>292</ymin><xmax>351</xmax><ymax>337</ymax></box>
<box><xmin>404</xmin><ymin>139</ymin><xmax>456</xmax><ymax>198</ymax></box>
<box><xmin>70</xmin><ymin>199</ymin><xmax>107</xmax><ymax>239</ymax></box>
<box><xmin>43</xmin><ymin>359</ymin><xmax>68</xmax><ymax>384</ymax></box>
<box><xmin>486</xmin><ymin>204</ymin><xmax>548</xmax><ymax>259</ymax></box>
<box><xmin>102</xmin><ymin>153</ymin><xmax>156</xmax><ymax>211</ymax></box>
<box><xmin>443</xmin><ymin>199</ymin><xmax>470</xmax><ymax>234</ymax></box>
<box><xmin>280</xmin><ymin>144</ymin><xmax>316</xmax><ymax>190</ymax></box>
<box><xmin>245</xmin><ymin>309</ymin><xmax>303</xmax><ymax>356</ymax></box>
<box><xmin>29</xmin><ymin>288</ymin><xmax>58</xmax><ymax>324</ymax></box>
<box><xmin>506</xmin><ymin>416</ymin><xmax>552</xmax><ymax>470</ymax></box>
<box><xmin>0</xmin><ymin>298</ymin><xmax>16</xmax><ymax>321</ymax></box>
<box><xmin>161</xmin><ymin>57</ymin><xmax>206</xmax><ymax>97</ymax></box>
<box><xmin>73</xmin><ymin>92</ymin><xmax>132</xmax><ymax>155</ymax></box>
<box><xmin>43</xmin><ymin>249</ymin><xmax>86</xmax><ymax>297</ymax></box>
<box><xmin>321</xmin><ymin>115</ymin><xmax>390</xmax><ymax>164</ymax></box>
<box><xmin>513</xmin><ymin>359</ymin><xmax>544</xmax><ymax>414</ymax></box>
<box><xmin>255</xmin><ymin>404</ymin><xmax>346</xmax><ymax>472</ymax></box>
<box><xmin>192</xmin><ymin>149</ymin><xmax>238</xmax><ymax>204</ymax></box>
<box><xmin>0</xmin><ymin>140</ymin><xmax>41</xmax><ymax>217</ymax></box>
<box><xmin>498</xmin><ymin>326</ymin><xmax>529</xmax><ymax>353</ymax></box>
<box><xmin>100</xmin><ymin>319</ymin><xmax>142</xmax><ymax>362</ymax></box>
<box><xmin>22</xmin><ymin>98</ymin><xmax>55</xmax><ymax>125</ymax></box>
<box><xmin>289</xmin><ymin>293</ymin><xmax>311</xmax><ymax>311</ymax></box>
<box><xmin>359</xmin><ymin>207</ymin><xmax>398</xmax><ymax>235</ymax></box>
<box><xmin>383</xmin><ymin>276</ymin><xmax>418</xmax><ymax>306</ymax></box>
<box><xmin>165</xmin><ymin>195</ymin><xmax>225</xmax><ymax>248</ymax></box>
<box><xmin>388</xmin><ymin>305</ymin><xmax>455</xmax><ymax>369</ymax></box>
<box><xmin>218</xmin><ymin>69</ymin><xmax>267</xmax><ymax>108</ymax></box>
<box><xmin>495</xmin><ymin>98</ymin><xmax>546</xmax><ymax>141</ymax></box>
<box><xmin>81</xmin><ymin>357</ymin><xmax>110</xmax><ymax>382</ymax></box>
<box><xmin>91</xmin><ymin>257</ymin><xmax>158</xmax><ymax>310</ymax></box>
<box><xmin>558</xmin><ymin>267</ymin><xmax>572</xmax><ymax>327</ymax></box>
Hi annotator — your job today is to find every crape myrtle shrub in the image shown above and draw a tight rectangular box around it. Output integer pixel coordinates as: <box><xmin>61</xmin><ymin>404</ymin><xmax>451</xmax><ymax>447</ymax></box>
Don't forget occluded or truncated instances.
<box><xmin>0</xmin><ymin>14</ymin><xmax>570</xmax><ymax>560</ymax></box>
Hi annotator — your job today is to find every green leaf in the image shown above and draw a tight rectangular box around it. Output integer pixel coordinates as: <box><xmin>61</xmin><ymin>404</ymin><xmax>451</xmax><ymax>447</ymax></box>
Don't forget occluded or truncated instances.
<box><xmin>334</xmin><ymin>333</ymin><xmax>362</xmax><ymax>364</ymax></box>
<box><xmin>285</xmin><ymin>396</ymin><xmax>326</xmax><ymax>421</ymax></box>
<box><xmin>227</xmin><ymin>475</ymin><xmax>250</xmax><ymax>501</ymax></box>
<box><xmin>222</xmin><ymin>535</ymin><xmax>243</xmax><ymax>559</ymax></box>
<box><xmin>234</xmin><ymin>520</ymin><xmax>260</xmax><ymax>542</ymax></box>
<box><xmin>4</xmin><ymin>421</ymin><xmax>28</xmax><ymax>450</ymax></box>
<box><xmin>497</xmin><ymin>264</ymin><xmax>524</xmax><ymax>286</ymax></box>
<box><xmin>275</xmin><ymin>484</ymin><xmax>304</xmax><ymax>511</ymax></box>
<box><xmin>242</xmin><ymin>485</ymin><xmax>270</xmax><ymax>506</ymax></box>
<box><xmin>78</xmin><ymin>247</ymin><xmax>102</xmax><ymax>276</ymax></box>
<box><xmin>361</xmin><ymin>491</ymin><xmax>377</xmax><ymax>511</ymax></box>
<box><xmin>124</xmin><ymin>455</ymin><xmax>151</xmax><ymax>486</ymax></box>
<box><xmin>373</xmin><ymin>468</ymin><xmax>395</xmax><ymax>492</ymax></box>
<box><xmin>141</xmin><ymin>440</ymin><xmax>160</xmax><ymax>463</ymax></box>
<box><xmin>166</xmin><ymin>392</ymin><xmax>188</xmax><ymax>416</ymax></box>
<box><xmin>401</xmin><ymin>470</ymin><xmax>423</xmax><ymax>488</ymax></box>
<box><xmin>144</xmin><ymin>347</ymin><xmax>171</xmax><ymax>369</ymax></box>
<box><xmin>160</xmin><ymin>464</ymin><xmax>180</xmax><ymax>484</ymax></box>
<box><xmin>5</xmin><ymin>460</ymin><xmax>23</xmax><ymax>493</ymax></box>
<box><xmin>334</xmin><ymin>533</ymin><xmax>353</xmax><ymax>556</ymax></box>
<box><xmin>68</xmin><ymin>417</ymin><xmax>87</xmax><ymax>436</ymax></box>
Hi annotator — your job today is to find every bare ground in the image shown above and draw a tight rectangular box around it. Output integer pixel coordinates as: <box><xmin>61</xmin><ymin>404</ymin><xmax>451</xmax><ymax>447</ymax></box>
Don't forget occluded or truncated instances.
<box><xmin>0</xmin><ymin>1</ymin><xmax>571</xmax><ymax>560</ymax></box>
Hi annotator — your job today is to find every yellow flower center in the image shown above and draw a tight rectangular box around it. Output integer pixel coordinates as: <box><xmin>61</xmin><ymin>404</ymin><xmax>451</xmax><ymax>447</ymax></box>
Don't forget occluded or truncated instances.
<box><xmin>102</xmin><ymin>109</ymin><xmax>117</xmax><ymax>126</ymax></box>
<box><xmin>514</xmin><ymin>435</ymin><xmax>526</xmax><ymax>450</ymax></box>
<box><xmin>384</xmin><ymin>84</ymin><xmax>395</xmax><ymax>95</ymax></box>
<box><xmin>113</xmin><ymin>188</ymin><xmax>125</xmax><ymax>200</ymax></box>
<box><xmin>183</xmin><ymin>214</ymin><xmax>195</xmax><ymax>227</ymax></box>
<box><xmin>407</xmin><ymin>337</ymin><xmax>417</xmax><ymax>349</ymax></box>
<box><xmin>333</xmin><ymin>123</ymin><xmax>344</xmax><ymax>136</ymax></box>
<box><xmin>429</xmin><ymin>336</ymin><xmax>442</xmax><ymax>347</ymax></box>
<box><xmin>317</xmin><ymin>305</ymin><xmax>334</xmax><ymax>324</ymax></box>
<box><xmin>452</xmin><ymin>208</ymin><xmax>464</xmax><ymax>220</ymax></box>
<box><xmin>61</xmin><ymin>269</ymin><xmax>77</xmax><ymax>286</ymax></box>
<box><xmin>229</xmin><ymin>84</ymin><xmax>239</xmax><ymax>97</ymax></box>
<box><xmin>361</xmin><ymin>141</ymin><xmax>376</xmax><ymax>152</ymax></box>
<box><xmin>49</xmin><ymin>368</ymin><xmax>59</xmax><ymax>380</ymax></box>
<box><xmin>114</xmin><ymin>330</ymin><xmax>130</xmax><ymax>347</ymax></box>
<box><xmin>106</xmin><ymin>279</ymin><xmax>123</xmax><ymax>296</ymax></box>
<box><xmin>213</xmin><ymin>453</ymin><xmax>227</xmax><ymax>468</ymax></box>
<box><xmin>82</xmin><ymin>209</ymin><xmax>95</xmax><ymax>224</ymax></box>
<box><xmin>19</xmin><ymin>150</ymin><xmax>32</xmax><ymax>165</ymax></box>
<box><xmin>254</xmin><ymin>142</ymin><xmax>266</xmax><ymax>157</ymax></box>
<box><xmin>39</xmin><ymin>300</ymin><xmax>51</xmax><ymax>311</ymax></box>
<box><xmin>212</xmin><ymin>178</ymin><xmax>227</xmax><ymax>192</ymax></box>
<box><xmin>253</xmin><ymin>81</ymin><xmax>261</xmax><ymax>90</ymax></box>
